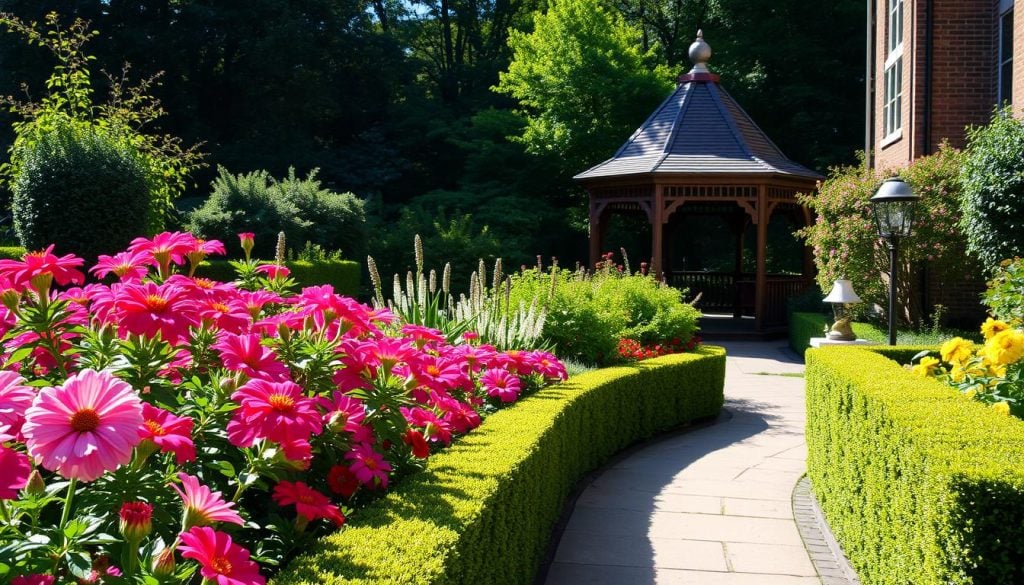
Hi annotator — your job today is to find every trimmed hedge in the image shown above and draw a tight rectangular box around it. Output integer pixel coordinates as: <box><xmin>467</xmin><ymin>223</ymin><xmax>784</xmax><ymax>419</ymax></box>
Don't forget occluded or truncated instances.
<box><xmin>192</xmin><ymin>259</ymin><xmax>361</xmax><ymax>297</ymax></box>
<box><xmin>788</xmin><ymin>312</ymin><xmax>879</xmax><ymax>356</ymax></box>
<box><xmin>806</xmin><ymin>346</ymin><xmax>1024</xmax><ymax>584</ymax></box>
<box><xmin>272</xmin><ymin>347</ymin><xmax>726</xmax><ymax>585</ymax></box>
<box><xmin>0</xmin><ymin>246</ymin><xmax>26</xmax><ymax>261</ymax></box>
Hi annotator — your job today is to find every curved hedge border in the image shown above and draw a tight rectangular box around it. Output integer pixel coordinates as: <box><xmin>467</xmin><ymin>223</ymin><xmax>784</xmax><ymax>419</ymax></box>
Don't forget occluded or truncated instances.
<box><xmin>806</xmin><ymin>346</ymin><xmax>1024</xmax><ymax>584</ymax></box>
<box><xmin>272</xmin><ymin>347</ymin><xmax>726</xmax><ymax>585</ymax></box>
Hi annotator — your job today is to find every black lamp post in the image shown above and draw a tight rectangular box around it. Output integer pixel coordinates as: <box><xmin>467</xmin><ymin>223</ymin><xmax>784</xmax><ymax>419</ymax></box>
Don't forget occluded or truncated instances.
<box><xmin>869</xmin><ymin>177</ymin><xmax>920</xmax><ymax>345</ymax></box>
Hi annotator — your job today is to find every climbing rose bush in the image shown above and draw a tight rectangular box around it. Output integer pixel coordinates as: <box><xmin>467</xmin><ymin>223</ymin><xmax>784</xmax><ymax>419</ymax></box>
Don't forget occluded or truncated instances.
<box><xmin>0</xmin><ymin>232</ymin><xmax>566</xmax><ymax>584</ymax></box>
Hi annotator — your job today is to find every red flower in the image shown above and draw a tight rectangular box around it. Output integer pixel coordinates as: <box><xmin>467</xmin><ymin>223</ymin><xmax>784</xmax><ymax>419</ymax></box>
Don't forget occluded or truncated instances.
<box><xmin>403</xmin><ymin>429</ymin><xmax>430</xmax><ymax>458</ymax></box>
<box><xmin>118</xmin><ymin>501</ymin><xmax>153</xmax><ymax>541</ymax></box>
<box><xmin>272</xmin><ymin>480</ymin><xmax>345</xmax><ymax>526</ymax></box>
<box><xmin>326</xmin><ymin>464</ymin><xmax>359</xmax><ymax>498</ymax></box>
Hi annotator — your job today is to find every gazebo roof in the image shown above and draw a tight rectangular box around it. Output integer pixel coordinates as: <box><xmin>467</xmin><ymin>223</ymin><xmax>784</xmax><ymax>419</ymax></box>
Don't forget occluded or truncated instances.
<box><xmin>575</xmin><ymin>34</ymin><xmax>822</xmax><ymax>183</ymax></box>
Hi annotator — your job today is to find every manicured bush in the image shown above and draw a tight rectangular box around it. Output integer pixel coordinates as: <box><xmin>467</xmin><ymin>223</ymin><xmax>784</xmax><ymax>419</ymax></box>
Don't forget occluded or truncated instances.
<box><xmin>195</xmin><ymin>259</ymin><xmax>360</xmax><ymax>297</ymax></box>
<box><xmin>806</xmin><ymin>346</ymin><xmax>1024</xmax><ymax>584</ymax></box>
<box><xmin>11</xmin><ymin>119</ymin><xmax>151</xmax><ymax>261</ymax></box>
<box><xmin>273</xmin><ymin>347</ymin><xmax>726</xmax><ymax>585</ymax></box>
<box><xmin>189</xmin><ymin>167</ymin><xmax>366</xmax><ymax>260</ymax></box>
<box><xmin>960</xmin><ymin>109</ymin><xmax>1024</xmax><ymax>271</ymax></box>
<box><xmin>0</xmin><ymin>246</ymin><xmax>26</xmax><ymax>260</ymax></box>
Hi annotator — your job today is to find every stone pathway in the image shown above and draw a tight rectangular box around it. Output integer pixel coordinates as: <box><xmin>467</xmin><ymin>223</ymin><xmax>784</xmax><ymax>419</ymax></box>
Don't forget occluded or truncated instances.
<box><xmin>545</xmin><ymin>341</ymin><xmax>822</xmax><ymax>584</ymax></box>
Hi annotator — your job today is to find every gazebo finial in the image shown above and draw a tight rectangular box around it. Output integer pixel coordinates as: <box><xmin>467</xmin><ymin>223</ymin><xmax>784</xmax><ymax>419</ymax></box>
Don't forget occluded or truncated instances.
<box><xmin>688</xmin><ymin>29</ymin><xmax>712</xmax><ymax>73</ymax></box>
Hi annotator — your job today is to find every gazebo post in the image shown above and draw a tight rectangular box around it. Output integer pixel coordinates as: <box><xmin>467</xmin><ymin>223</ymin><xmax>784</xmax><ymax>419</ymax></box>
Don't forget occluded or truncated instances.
<box><xmin>754</xmin><ymin>184</ymin><xmax>768</xmax><ymax>332</ymax></box>
<box><xmin>588</xmin><ymin>198</ymin><xmax>603</xmax><ymax>269</ymax></box>
<box><xmin>732</xmin><ymin>212</ymin><xmax>746</xmax><ymax>318</ymax></box>
<box><xmin>651</xmin><ymin>185</ymin><xmax>665</xmax><ymax>278</ymax></box>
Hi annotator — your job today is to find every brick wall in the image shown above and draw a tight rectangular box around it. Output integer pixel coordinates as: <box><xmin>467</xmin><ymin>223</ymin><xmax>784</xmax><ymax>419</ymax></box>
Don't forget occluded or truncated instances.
<box><xmin>874</xmin><ymin>0</ymin><xmax>915</xmax><ymax>169</ymax></box>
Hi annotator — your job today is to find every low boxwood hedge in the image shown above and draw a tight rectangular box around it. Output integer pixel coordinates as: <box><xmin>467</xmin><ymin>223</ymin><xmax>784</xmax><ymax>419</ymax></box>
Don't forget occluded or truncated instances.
<box><xmin>272</xmin><ymin>347</ymin><xmax>726</xmax><ymax>585</ymax></box>
<box><xmin>806</xmin><ymin>346</ymin><xmax>1024</xmax><ymax>584</ymax></box>
<box><xmin>195</xmin><ymin>259</ymin><xmax>360</xmax><ymax>297</ymax></box>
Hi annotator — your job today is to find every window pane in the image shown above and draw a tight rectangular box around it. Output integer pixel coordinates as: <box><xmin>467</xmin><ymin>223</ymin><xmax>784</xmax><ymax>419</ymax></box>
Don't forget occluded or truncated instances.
<box><xmin>1002</xmin><ymin>61</ymin><xmax>1014</xmax><ymax>104</ymax></box>
<box><xmin>1002</xmin><ymin>11</ymin><xmax>1014</xmax><ymax>62</ymax></box>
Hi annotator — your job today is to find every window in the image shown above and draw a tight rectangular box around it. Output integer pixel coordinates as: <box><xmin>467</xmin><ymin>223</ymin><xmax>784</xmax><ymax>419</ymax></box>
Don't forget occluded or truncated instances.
<box><xmin>883</xmin><ymin>0</ymin><xmax>904</xmax><ymax>140</ymax></box>
<box><xmin>999</xmin><ymin>7</ymin><xmax>1014</xmax><ymax>106</ymax></box>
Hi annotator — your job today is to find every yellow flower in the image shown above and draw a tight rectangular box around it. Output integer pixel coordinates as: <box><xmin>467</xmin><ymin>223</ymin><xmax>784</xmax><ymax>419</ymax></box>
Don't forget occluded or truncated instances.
<box><xmin>988</xmin><ymin>362</ymin><xmax>1008</xmax><ymax>378</ymax></box>
<box><xmin>912</xmin><ymin>356</ymin><xmax>941</xmax><ymax>378</ymax></box>
<box><xmin>940</xmin><ymin>337</ymin><xmax>974</xmax><ymax>365</ymax></box>
<box><xmin>964</xmin><ymin>388</ymin><xmax>979</xmax><ymax>399</ymax></box>
<box><xmin>982</xmin><ymin>329</ymin><xmax>1024</xmax><ymax>366</ymax></box>
<box><xmin>992</xmin><ymin>401</ymin><xmax>1011</xmax><ymax>416</ymax></box>
<box><xmin>981</xmin><ymin>318</ymin><xmax>1011</xmax><ymax>340</ymax></box>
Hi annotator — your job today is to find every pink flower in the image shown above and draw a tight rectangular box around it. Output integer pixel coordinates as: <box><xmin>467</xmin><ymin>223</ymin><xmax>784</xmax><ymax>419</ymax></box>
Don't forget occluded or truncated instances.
<box><xmin>197</xmin><ymin>299</ymin><xmax>251</xmax><ymax>334</ymax></box>
<box><xmin>433</xmin><ymin>394</ymin><xmax>481</xmax><ymax>433</ymax></box>
<box><xmin>119</xmin><ymin>501</ymin><xmax>153</xmax><ymax>541</ymax></box>
<box><xmin>0</xmin><ymin>245</ymin><xmax>84</xmax><ymax>294</ymax></box>
<box><xmin>128</xmin><ymin>231</ymin><xmax>196</xmax><ymax>272</ymax></box>
<box><xmin>22</xmin><ymin>369</ymin><xmax>143</xmax><ymax>482</ymax></box>
<box><xmin>186</xmin><ymin>238</ymin><xmax>226</xmax><ymax>268</ymax></box>
<box><xmin>272</xmin><ymin>481</ymin><xmax>345</xmax><ymax>526</ymax></box>
<box><xmin>171</xmin><ymin>473</ymin><xmax>244</xmax><ymax>527</ymax></box>
<box><xmin>296</xmin><ymin>286</ymin><xmax>375</xmax><ymax>336</ymax></box>
<box><xmin>90</xmin><ymin>251</ymin><xmax>150</xmax><ymax>282</ymax></box>
<box><xmin>212</xmin><ymin>333</ymin><xmax>289</xmax><ymax>381</ymax></box>
<box><xmin>227</xmin><ymin>379</ymin><xmax>323</xmax><ymax>448</ymax></box>
<box><xmin>528</xmin><ymin>351</ymin><xmax>568</xmax><ymax>381</ymax></box>
<box><xmin>0</xmin><ymin>426</ymin><xmax>30</xmax><ymax>499</ymax></box>
<box><xmin>0</xmin><ymin>371</ymin><xmax>34</xmax><ymax>438</ymax></box>
<box><xmin>400</xmin><ymin>406</ymin><xmax>452</xmax><ymax>445</ymax></box>
<box><xmin>178</xmin><ymin>526</ymin><xmax>265</xmax><ymax>585</ymax></box>
<box><xmin>414</xmin><ymin>357</ymin><xmax>467</xmax><ymax>392</ymax></box>
<box><xmin>255</xmin><ymin>264</ymin><xmax>290</xmax><ymax>279</ymax></box>
<box><xmin>238</xmin><ymin>233</ymin><xmax>255</xmax><ymax>248</ymax></box>
<box><xmin>237</xmin><ymin>290</ymin><xmax>283</xmax><ymax>319</ymax></box>
<box><xmin>11</xmin><ymin>575</ymin><xmax>55</xmax><ymax>585</ymax></box>
<box><xmin>140</xmin><ymin>403</ymin><xmax>196</xmax><ymax>464</ymax></box>
<box><xmin>110</xmin><ymin>282</ymin><xmax>197</xmax><ymax>344</ymax></box>
<box><xmin>321</xmin><ymin>392</ymin><xmax>373</xmax><ymax>442</ymax></box>
<box><xmin>401</xmin><ymin>324</ymin><xmax>446</xmax><ymax>346</ymax></box>
<box><xmin>480</xmin><ymin>368</ymin><xmax>522</xmax><ymax>403</ymax></box>
<box><xmin>344</xmin><ymin>443</ymin><xmax>391</xmax><ymax>488</ymax></box>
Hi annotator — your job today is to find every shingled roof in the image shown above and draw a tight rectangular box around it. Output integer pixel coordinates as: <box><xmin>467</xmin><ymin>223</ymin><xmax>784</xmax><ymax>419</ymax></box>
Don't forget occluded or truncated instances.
<box><xmin>575</xmin><ymin>34</ymin><xmax>822</xmax><ymax>182</ymax></box>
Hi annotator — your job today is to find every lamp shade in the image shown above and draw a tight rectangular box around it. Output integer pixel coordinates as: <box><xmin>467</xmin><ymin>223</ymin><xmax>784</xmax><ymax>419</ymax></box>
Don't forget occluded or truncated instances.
<box><xmin>822</xmin><ymin>279</ymin><xmax>862</xmax><ymax>304</ymax></box>
<box><xmin>870</xmin><ymin>177</ymin><xmax>919</xmax><ymax>238</ymax></box>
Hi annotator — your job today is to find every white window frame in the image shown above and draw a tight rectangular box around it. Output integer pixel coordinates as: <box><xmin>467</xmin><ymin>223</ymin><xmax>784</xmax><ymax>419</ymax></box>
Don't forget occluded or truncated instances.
<box><xmin>998</xmin><ymin>2</ymin><xmax>1014</xmax><ymax>106</ymax></box>
<box><xmin>882</xmin><ymin>0</ymin><xmax>904</xmax><ymax>144</ymax></box>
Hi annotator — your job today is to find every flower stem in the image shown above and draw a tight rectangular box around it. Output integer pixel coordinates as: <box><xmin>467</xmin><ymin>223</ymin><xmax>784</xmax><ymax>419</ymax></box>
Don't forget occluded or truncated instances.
<box><xmin>59</xmin><ymin>478</ymin><xmax>77</xmax><ymax>537</ymax></box>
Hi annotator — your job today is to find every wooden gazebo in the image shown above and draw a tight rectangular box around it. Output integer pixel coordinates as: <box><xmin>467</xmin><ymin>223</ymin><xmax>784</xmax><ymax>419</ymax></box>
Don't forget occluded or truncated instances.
<box><xmin>575</xmin><ymin>32</ymin><xmax>822</xmax><ymax>333</ymax></box>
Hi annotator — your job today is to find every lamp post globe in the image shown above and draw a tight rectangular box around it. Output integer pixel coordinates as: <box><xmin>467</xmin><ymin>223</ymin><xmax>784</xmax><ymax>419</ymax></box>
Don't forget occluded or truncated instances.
<box><xmin>869</xmin><ymin>177</ymin><xmax>920</xmax><ymax>345</ymax></box>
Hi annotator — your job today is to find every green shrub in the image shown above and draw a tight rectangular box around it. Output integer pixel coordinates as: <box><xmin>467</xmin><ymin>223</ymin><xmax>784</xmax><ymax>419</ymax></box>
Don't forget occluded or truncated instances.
<box><xmin>506</xmin><ymin>266</ymin><xmax>700</xmax><ymax>364</ymax></box>
<box><xmin>983</xmin><ymin>257</ymin><xmax>1024</xmax><ymax>324</ymax></box>
<box><xmin>195</xmin><ymin>259</ymin><xmax>360</xmax><ymax>297</ymax></box>
<box><xmin>0</xmin><ymin>246</ymin><xmax>26</xmax><ymax>261</ymax></box>
<box><xmin>797</xmin><ymin>146</ymin><xmax>971</xmax><ymax>325</ymax></box>
<box><xmin>189</xmin><ymin>167</ymin><xmax>366</xmax><ymax>260</ymax></box>
<box><xmin>12</xmin><ymin>119</ymin><xmax>151</xmax><ymax>261</ymax></box>
<box><xmin>806</xmin><ymin>346</ymin><xmax>1024</xmax><ymax>584</ymax></box>
<box><xmin>960</xmin><ymin>109</ymin><xmax>1024</xmax><ymax>271</ymax></box>
<box><xmin>272</xmin><ymin>347</ymin><xmax>726</xmax><ymax>585</ymax></box>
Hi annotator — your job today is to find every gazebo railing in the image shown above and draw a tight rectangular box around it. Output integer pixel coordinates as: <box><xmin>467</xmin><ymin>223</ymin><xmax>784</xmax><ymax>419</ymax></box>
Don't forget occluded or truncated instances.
<box><xmin>669</xmin><ymin>271</ymin><xmax>813</xmax><ymax>325</ymax></box>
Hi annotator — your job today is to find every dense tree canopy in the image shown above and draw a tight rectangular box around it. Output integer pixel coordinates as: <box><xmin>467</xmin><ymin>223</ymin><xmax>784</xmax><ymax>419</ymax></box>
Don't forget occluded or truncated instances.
<box><xmin>0</xmin><ymin>0</ymin><xmax>866</xmax><ymax>270</ymax></box>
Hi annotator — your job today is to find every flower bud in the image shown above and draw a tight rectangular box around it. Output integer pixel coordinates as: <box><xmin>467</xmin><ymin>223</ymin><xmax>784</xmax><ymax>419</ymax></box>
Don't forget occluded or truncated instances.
<box><xmin>118</xmin><ymin>501</ymin><xmax>153</xmax><ymax>542</ymax></box>
<box><xmin>238</xmin><ymin>232</ymin><xmax>255</xmax><ymax>260</ymax></box>
<box><xmin>151</xmin><ymin>547</ymin><xmax>176</xmax><ymax>579</ymax></box>
<box><xmin>327</xmin><ymin>411</ymin><xmax>349</xmax><ymax>434</ymax></box>
<box><xmin>1</xmin><ymin>289</ymin><xmax>21</xmax><ymax>312</ymax></box>
<box><xmin>24</xmin><ymin>470</ymin><xmax>45</xmax><ymax>496</ymax></box>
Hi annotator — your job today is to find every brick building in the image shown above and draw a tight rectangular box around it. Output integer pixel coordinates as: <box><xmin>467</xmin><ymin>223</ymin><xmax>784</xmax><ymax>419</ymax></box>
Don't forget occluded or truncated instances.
<box><xmin>866</xmin><ymin>0</ymin><xmax>1018</xmax><ymax>325</ymax></box>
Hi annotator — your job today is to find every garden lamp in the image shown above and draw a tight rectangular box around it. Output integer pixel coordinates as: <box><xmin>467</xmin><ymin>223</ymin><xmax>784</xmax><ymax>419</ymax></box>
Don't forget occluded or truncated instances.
<box><xmin>870</xmin><ymin>177</ymin><xmax>920</xmax><ymax>345</ymax></box>
<box><xmin>822</xmin><ymin>279</ymin><xmax>862</xmax><ymax>341</ymax></box>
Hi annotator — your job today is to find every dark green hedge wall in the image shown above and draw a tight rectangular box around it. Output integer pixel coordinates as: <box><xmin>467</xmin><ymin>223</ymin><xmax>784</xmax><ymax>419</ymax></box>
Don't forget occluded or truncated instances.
<box><xmin>272</xmin><ymin>347</ymin><xmax>727</xmax><ymax>585</ymax></box>
<box><xmin>196</xmin><ymin>259</ymin><xmax>360</xmax><ymax>297</ymax></box>
<box><xmin>806</xmin><ymin>346</ymin><xmax>1024</xmax><ymax>584</ymax></box>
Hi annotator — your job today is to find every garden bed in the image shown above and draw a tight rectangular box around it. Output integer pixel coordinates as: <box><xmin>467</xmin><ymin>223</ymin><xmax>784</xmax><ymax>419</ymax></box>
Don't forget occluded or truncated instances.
<box><xmin>805</xmin><ymin>345</ymin><xmax>1024</xmax><ymax>584</ymax></box>
<box><xmin>272</xmin><ymin>347</ymin><xmax>726</xmax><ymax>585</ymax></box>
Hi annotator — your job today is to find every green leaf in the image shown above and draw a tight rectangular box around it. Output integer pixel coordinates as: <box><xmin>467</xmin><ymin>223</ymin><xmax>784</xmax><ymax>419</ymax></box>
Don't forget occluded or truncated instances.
<box><xmin>66</xmin><ymin>551</ymin><xmax>92</xmax><ymax>579</ymax></box>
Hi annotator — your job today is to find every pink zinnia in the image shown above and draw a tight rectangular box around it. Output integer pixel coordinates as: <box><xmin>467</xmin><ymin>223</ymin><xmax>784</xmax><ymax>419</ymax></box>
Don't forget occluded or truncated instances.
<box><xmin>111</xmin><ymin>282</ymin><xmax>197</xmax><ymax>344</ymax></box>
<box><xmin>227</xmin><ymin>379</ymin><xmax>323</xmax><ymax>448</ymax></box>
<box><xmin>90</xmin><ymin>250</ymin><xmax>150</xmax><ymax>282</ymax></box>
<box><xmin>128</xmin><ymin>231</ymin><xmax>196</xmax><ymax>271</ymax></box>
<box><xmin>0</xmin><ymin>426</ymin><xmax>30</xmax><ymax>499</ymax></box>
<box><xmin>185</xmin><ymin>238</ymin><xmax>226</xmax><ymax>267</ymax></box>
<box><xmin>255</xmin><ymin>264</ymin><xmax>290</xmax><ymax>279</ymax></box>
<box><xmin>0</xmin><ymin>245</ymin><xmax>84</xmax><ymax>294</ymax></box>
<box><xmin>212</xmin><ymin>333</ymin><xmax>288</xmax><ymax>381</ymax></box>
<box><xmin>140</xmin><ymin>404</ymin><xmax>196</xmax><ymax>464</ymax></box>
<box><xmin>400</xmin><ymin>406</ymin><xmax>452</xmax><ymax>445</ymax></box>
<box><xmin>320</xmin><ymin>392</ymin><xmax>372</xmax><ymax>442</ymax></box>
<box><xmin>171</xmin><ymin>472</ymin><xmax>244</xmax><ymax>527</ymax></box>
<box><xmin>236</xmin><ymin>290</ymin><xmax>283</xmax><ymax>319</ymax></box>
<box><xmin>11</xmin><ymin>575</ymin><xmax>55</xmax><ymax>585</ymax></box>
<box><xmin>0</xmin><ymin>371</ymin><xmax>34</xmax><ymax>438</ymax></box>
<box><xmin>21</xmin><ymin>369</ymin><xmax>143</xmax><ymax>482</ymax></box>
<box><xmin>344</xmin><ymin>443</ymin><xmax>392</xmax><ymax>488</ymax></box>
<box><xmin>528</xmin><ymin>351</ymin><xmax>568</xmax><ymax>381</ymax></box>
<box><xmin>178</xmin><ymin>526</ymin><xmax>265</xmax><ymax>585</ymax></box>
<box><xmin>480</xmin><ymin>368</ymin><xmax>522</xmax><ymax>403</ymax></box>
<box><xmin>272</xmin><ymin>480</ymin><xmax>345</xmax><ymax>526</ymax></box>
<box><xmin>198</xmin><ymin>299</ymin><xmax>251</xmax><ymax>334</ymax></box>
<box><xmin>433</xmin><ymin>394</ymin><xmax>482</xmax><ymax>434</ymax></box>
<box><xmin>401</xmin><ymin>324</ymin><xmax>446</xmax><ymax>346</ymax></box>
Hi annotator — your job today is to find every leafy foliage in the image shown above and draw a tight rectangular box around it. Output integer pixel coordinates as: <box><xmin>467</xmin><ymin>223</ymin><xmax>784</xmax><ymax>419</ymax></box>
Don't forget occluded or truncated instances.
<box><xmin>959</xmin><ymin>109</ymin><xmax>1024</xmax><ymax>270</ymax></box>
<box><xmin>11</xmin><ymin>118</ymin><xmax>150</xmax><ymax>260</ymax></box>
<box><xmin>797</xmin><ymin>146</ymin><xmax>970</xmax><ymax>325</ymax></box>
<box><xmin>984</xmin><ymin>258</ymin><xmax>1024</xmax><ymax>325</ymax></box>
<box><xmin>188</xmin><ymin>166</ymin><xmax>366</xmax><ymax>260</ymax></box>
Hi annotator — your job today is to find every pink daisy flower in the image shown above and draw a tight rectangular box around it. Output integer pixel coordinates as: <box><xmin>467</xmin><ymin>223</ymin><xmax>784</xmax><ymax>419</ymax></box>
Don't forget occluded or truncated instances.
<box><xmin>255</xmin><ymin>264</ymin><xmax>290</xmax><ymax>279</ymax></box>
<box><xmin>171</xmin><ymin>472</ymin><xmax>244</xmax><ymax>527</ymax></box>
<box><xmin>0</xmin><ymin>426</ymin><xmax>31</xmax><ymax>499</ymax></box>
<box><xmin>21</xmin><ymin>369</ymin><xmax>143</xmax><ymax>482</ymax></box>
<box><xmin>413</xmin><ymin>357</ymin><xmax>469</xmax><ymax>392</ymax></box>
<box><xmin>110</xmin><ymin>282</ymin><xmax>197</xmax><ymax>344</ymax></box>
<box><xmin>178</xmin><ymin>526</ymin><xmax>265</xmax><ymax>585</ymax></box>
<box><xmin>296</xmin><ymin>286</ymin><xmax>375</xmax><ymax>336</ymax></box>
<box><xmin>401</xmin><ymin>324</ymin><xmax>446</xmax><ymax>346</ymax></box>
<box><xmin>139</xmin><ymin>403</ymin><xmax>196</xmax><ymax>464</ymax></box>
<box><xmin>320</xmin><ymin>392</ymin><xmax>372</xmax><ymax>442</ymax></box>
<box><xmin>344</xmin><ymin>443</ymin><xmax>392</xmax><ymax>488</ymax></box>
<box><xmin>227</xmin><ymin>379</ymin><xmax>323</xmax><ymax>448</ymax></box>
<box><xmin>0</xmin><ymin>371</ymin><xmax>34</xmax><ymax>438</ymax></box>
<box><xmin>212</xmin><ymin>333</ymin><xmax>288</xmax><ymax>381</ymax></box>
<box><xmin>400</xmin><ymin>406</ymin><xmax>452</xmax><ymax>445</ymax></box>
<box><xmin>480</xmin><ymin>368</ymin><xmax>522</xmax><ymax>403</ymax></box>
<box><xmin>90</xmin><ymin>250</ymin><xmax>150</xmax><ymax>282</ymax></box>
<box><xmin>185</xmin><ymin>238</ymin><xmax>226</xmax><ymax>269</ymax></box>
<box><xmin>272</xmin><ymin>480</ymin><xmax>345</xmax><ymax>526</ymax></box>
<box><xmin>433</xmin><ymin>394</ymin><xmax>482</xmax><ymax>434</ymax></box>
<box><xmin>198</xmin><ymin>299</ymin><xmax>251</xmax><ymax>334</ymax></box>
<box><xmin>236</xmin><ymin>290</ymin><xmax>284</xmax><ymax>319</ymax></box>
<box><xmin>128</xmin><ymin>231</ymin><xmax>196</xmax><ymax>274</ymax></box>
<box><xmin>528</xmin><ymin>351</ymin><xmax>568</xmax><ymax>381</ymax></box>
<box><xmin>0</xmin><ymin>245</ymin><xmax>84</xmax><ymax>294</ymax></box>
